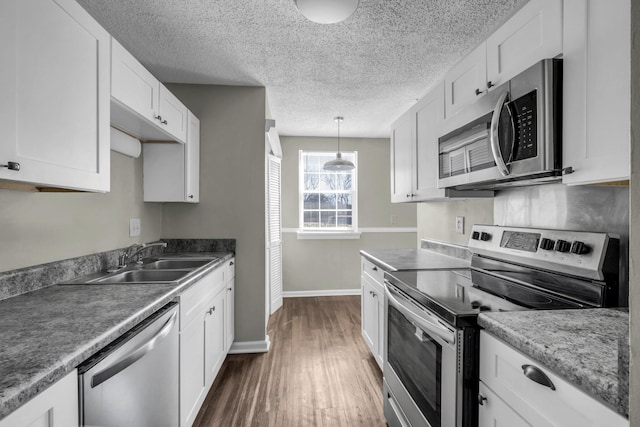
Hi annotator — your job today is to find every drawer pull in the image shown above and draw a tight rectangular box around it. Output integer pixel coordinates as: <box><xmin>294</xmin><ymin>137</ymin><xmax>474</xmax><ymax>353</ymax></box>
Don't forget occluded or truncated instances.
<box><xmin>372</xmin><ymin>266</ymin><xmax>378</xmax><ymax>271</ymax></box>
<box><xmin>522</xmin><ymin>364</ymin><xmax>556</xmax><ymax>390</ymax></box>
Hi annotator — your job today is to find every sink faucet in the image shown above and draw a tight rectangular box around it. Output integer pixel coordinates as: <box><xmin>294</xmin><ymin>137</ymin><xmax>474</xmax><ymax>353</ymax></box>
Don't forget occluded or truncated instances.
<box><xmin>110</xmin><ymin>242</ymin><xmax>168</xmax><ymax>271</ymax></box>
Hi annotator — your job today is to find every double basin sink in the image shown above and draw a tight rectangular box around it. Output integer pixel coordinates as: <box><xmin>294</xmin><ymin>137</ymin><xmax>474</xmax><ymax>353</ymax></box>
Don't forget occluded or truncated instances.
<box><xmin>65</xmin><ymin>257</ymin><xmax>219</xmax><ymax>285</ymax></box>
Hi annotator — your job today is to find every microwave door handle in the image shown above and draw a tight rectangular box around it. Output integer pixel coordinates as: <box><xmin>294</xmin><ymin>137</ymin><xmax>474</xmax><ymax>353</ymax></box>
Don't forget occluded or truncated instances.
<box><xmin>385</xmin><ymin>285</ymin><xmax>455</xmax><ymax>344</ymax></box>
<box><xmin>490</xmin><ymin>91</ymin><xmax>511</xmax><ymax>176</ymax></box>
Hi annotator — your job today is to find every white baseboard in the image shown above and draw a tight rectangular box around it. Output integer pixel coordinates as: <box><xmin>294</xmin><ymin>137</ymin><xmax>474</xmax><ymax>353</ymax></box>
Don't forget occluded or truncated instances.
<box><xmin>283</xmin><ymin>289</ymin><xmax>361</xmax><ymax>298</ymax></box>
<box><xmin>228</xmin><ymin>335</ymin><xmax>271</xmax><ymax>354</ymax></box>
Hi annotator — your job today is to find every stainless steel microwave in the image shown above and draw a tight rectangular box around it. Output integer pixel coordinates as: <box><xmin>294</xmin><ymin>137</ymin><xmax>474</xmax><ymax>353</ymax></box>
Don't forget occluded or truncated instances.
<box><xmin>438</xmin><ymin>59</ymin><xmax>563</xmax><ymax>191</ymax></box>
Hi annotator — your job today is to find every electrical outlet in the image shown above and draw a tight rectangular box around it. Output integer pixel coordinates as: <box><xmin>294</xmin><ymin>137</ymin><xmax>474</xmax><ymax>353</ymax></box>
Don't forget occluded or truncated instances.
<box><xmin>129</xmin><ymin>218</ymin><xmax>141</xmax><ymax>237</ymax></box>
<box><xmin>391</xmin><ymin>215</ymin><xmax>398</xmax><ymax>225</ymax></box>
<box><xmin>455</xmin><ymin>216</ymin><xmax>464</xmax><ymax>234</ymax></box>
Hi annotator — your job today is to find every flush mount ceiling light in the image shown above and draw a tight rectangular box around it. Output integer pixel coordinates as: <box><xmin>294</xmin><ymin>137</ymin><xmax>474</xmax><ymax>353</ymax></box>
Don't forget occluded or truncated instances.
<box><xmin>324</xmin><ymin>116</ymin><xmax>355</xmax><ymax>171</ymax></box>
<box><xmin>294</xmin><ymin>0</ymin><xmax>359</xmax><ymax>24</ymax></box>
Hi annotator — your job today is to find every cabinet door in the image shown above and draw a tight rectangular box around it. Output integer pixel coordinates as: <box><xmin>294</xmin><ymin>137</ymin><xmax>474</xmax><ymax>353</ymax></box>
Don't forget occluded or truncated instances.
<box><xmin>390</xmin><ymin>111</ymin><xmax>413</xmax><ymax>203</ymax></box>
<box><xmin>444</xmin><ymin>43</ymin><xmax>487</xmax><ymax>119</ymax></box>
<box><xmin>111</xmin><ymin>37</ymin><xmax>160</xmax><ymax>124</ymax></box>
<box><xmin>159</xmin><ymin>84</ymin><xmax>188</xmax><ymax>143</ymax></box>
<box><xmin>143</xmin><ymin>142</ymin><xmax>187</xmax><ymax>202</ymax></box>
<box><xmin>486</xmin><ymin>0</ymin><xmax>563</xmax><ymax>90</ymax></box>
<box><xmin>225</xmin><ymin>267</ymin><xmax>235</xmax><ymax>353</ymax></box>
<box><xmin>361</xmin><ymin>277</ymin><xmax>379</xmax><ymax>359</ymax></box>
<box><xmin>562</xmin><ymin>0</ymin><xmax>630</xmax><ymax>185</ymax></box>
<box><xmin>0</xmin><ymin>370</ymin><xmax>78</xmax><ymax>427</ymax></box>
<box><xmin>186</xmin><ymin>111</ymin><xmax>200</xmax><ymax>202</ymax></box>
<box><xmin>179</xmin><ymin>316</ymin><xmax>206</xmax><ymax>427</ymax></box>
<box><xmin>204</xmin><ymin>290</ymin><xmax>226</xmax><ymax>388</ymax></box>
<box><xmin>0</xmin><ymin>0</ymin><xmax>110</xmax><ymax>192</ymax></box>
<box><xmin>478</xmin><ymin>382</ymin><xmax>532</xmax><ymax>427</ymax></box>
<box><xmin>413</xmin><ymin>82</ymin><xmax>446</xmax><ymax>201</ymax></box>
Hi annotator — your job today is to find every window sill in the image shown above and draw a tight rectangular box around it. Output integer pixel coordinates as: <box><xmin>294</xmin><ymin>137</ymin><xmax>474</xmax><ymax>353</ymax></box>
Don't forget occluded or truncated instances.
<box><xmin>296</xmin><ymin>231</ymin><xmax>362</xmax><ymax>240</ymax></box>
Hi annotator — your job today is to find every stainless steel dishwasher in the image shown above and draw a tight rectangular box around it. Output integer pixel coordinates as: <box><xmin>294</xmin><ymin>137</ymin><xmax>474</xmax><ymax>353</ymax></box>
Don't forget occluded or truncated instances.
<box><xmin>78</xmin><ymin>302</ymin><xmax>179</xmax><ymax>427</ymax></box>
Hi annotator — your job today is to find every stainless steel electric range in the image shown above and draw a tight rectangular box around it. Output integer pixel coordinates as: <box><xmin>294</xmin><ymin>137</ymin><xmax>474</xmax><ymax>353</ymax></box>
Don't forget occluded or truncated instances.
<box><xmin>382</xmin><ymin>225</ymin><xmax>621</xmax><ymax>427</ymax></box>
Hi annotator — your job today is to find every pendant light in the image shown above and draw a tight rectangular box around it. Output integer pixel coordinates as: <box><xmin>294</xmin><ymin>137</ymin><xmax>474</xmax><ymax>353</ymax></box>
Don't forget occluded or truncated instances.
<box><xmin>324</xmin><ymin>116</ymin><xmax>355</xmax><ymax>171</ymax></box>
<box><xmin>294</xmin><ymin>0</ymin><xmax>359</xmax><ymax>24</ymax></box>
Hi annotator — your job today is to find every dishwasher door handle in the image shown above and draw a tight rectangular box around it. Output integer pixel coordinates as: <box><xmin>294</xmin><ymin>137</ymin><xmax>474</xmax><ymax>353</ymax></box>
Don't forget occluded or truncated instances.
<box><xmin>91</xmin><ymin>311</ymin><xmax>178</xmax><ymax>388</ymax></box>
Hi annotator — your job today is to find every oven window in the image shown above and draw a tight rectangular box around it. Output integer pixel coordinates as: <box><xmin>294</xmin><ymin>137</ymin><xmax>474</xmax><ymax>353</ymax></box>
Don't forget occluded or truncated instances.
<box><xmin>388</xmin><ymin>305</ymin><xmax>442</xmax><ymax>426</ymax></box>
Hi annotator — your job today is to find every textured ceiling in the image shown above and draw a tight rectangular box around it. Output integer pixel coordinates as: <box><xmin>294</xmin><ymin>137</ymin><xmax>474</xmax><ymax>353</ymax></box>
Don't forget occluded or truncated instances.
<box><xmin>76</xmin><ymin>0</ymin><xmax>527</xmax><ymax>137</ymax></box>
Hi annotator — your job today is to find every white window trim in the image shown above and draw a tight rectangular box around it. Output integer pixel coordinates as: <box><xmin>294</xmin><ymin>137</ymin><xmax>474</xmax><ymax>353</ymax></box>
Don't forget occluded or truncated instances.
<box><xmin>298</xmin><ymin>150</ymin><xmax>358</xmax><ymax>237</ymax></box>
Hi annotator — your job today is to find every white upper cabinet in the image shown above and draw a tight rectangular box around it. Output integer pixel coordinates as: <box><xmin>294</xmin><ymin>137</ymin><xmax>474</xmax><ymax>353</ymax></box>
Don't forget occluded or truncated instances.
<box><xmin>159</xmin><ymin>85</ymin><xmax>188</xmax><ymax>143</ymax></box>
<box><xmin>110</xmin><ymin>38</ymin><xmax>188</xmax><ymax>144</ymax></box>
<box><xmin>562</xmin><ymin>0</ymin><xmax>630</xmax><ymax>185</ymax></box>
<box><xmin>444</xmin><ymin>43</ymin><xmax>487</xmax><ymax>119</ymax></box>
<box><xmin>143</xmin><ymin>111</ymin><xmax>200</xmax><ymax>202</ymax></box>
<box><xmin>445</xmin><ymin>0</ymin><xmax>562</xmax><ymax>121</ymax></box>
<box><xmin>390</xmin><ymin>111</ymin><xmax>413</xmax><ymax>202</ymax></box>
<box><xmin>111</xmin><ymin>38</ymin><xmax>161</xmax><ymax>128</ymax></box>
<box><xmin>486</xmin><ymin>0</ymin><xmax>563</xmax><ymax>90</ymax></box>
<box><xmin>0</xmin><ymin>0</ymin><xmax>110</xmax><ymax>192</ymax></box>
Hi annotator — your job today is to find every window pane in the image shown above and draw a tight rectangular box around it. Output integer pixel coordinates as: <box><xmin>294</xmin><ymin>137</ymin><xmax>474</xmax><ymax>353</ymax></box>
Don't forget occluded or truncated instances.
<box><xmin>336</xmin><ymin>211</ymin><xmax>352</xmax><ymax>227</ymax></box>
<box><xmin>321</xmin><ymin>211</ymin><xmax>336</xmax><ymax>227</ymax></box>
<box><xmin>337</xmin><ymin>194</ymin><xmax>352</xmax><ymax>209</ymax></box>
<box><xmin>320</xmin><ymin>194</ymin><xmax>336</xmax><ymax>209</ymax></box>
<box><xmin>304</xmin><ymin>154</ymin><xmax>335</xmax><ymax>172</ymax></box>
<box><xmin>304</xmin><ymin>193</ymin><xmax>319</xmax><ymax>209</ymax></box>
<box><xmin>318</xmin><ymin>174</ymin><xmax>336</xmax><ymax>190</ymax></box>
<box><xmin>335</xmin><ymin>174</ymin><xmax>353</xmax><ymax>190</ymax></box>
<box><xmin>304</xmin><ymin>173</ymin><xmax>320</xmax><ymax>190</ymax></box>
<box><xmin>304</xmin><ymin>211</ymin><xmax>319</xmax><ymax>227</ymax></box>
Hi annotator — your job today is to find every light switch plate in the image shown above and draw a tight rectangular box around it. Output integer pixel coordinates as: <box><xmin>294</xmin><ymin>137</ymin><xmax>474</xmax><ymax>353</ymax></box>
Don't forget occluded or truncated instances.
<box><xmin>455</xmin><ymin>216</ymin><xmax>464</xmax><ymax>234</ymax></box>
<box><xmin>129</xmin><ymin>218</ymin><xmax>141</xmax><ymax>237</ymax></box>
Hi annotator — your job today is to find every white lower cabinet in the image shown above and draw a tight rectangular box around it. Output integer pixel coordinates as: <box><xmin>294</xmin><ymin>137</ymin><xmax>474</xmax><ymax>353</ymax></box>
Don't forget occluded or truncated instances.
<box><xmin>360</xmin><ymin>257</ymin><xmax>384</xmax><ymax>369</ymax></box>
<box><xmin>178</xmin><ymin>260</ymin><xmax>235</xmax><ymax>427</ymax></box>
<box><xmin>224</xmin><ymin>259</ymin><xmax>235</xmax><ymax>353</ymax></box>
<box><xmin>0</xmin><ymin>369</ymin><xmax>78</xmax><ymax>427</ymax></box>
<box><xmin>479</xmin><ymin>331</ymin><xmax>628</xmax><ymax>427</ymax></box>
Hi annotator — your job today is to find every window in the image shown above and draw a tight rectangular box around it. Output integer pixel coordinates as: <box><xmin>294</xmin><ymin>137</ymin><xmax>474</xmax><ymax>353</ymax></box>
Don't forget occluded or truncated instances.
<box><xmin>299</xmin><ymin>151</ymin><xmax>357</xmax><ymax>234</ymax></box>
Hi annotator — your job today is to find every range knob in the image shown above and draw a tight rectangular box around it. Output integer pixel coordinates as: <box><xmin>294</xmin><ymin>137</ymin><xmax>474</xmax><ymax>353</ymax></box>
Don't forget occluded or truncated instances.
<box><xmin>554</xmin><ymin>239</ymin><xmax>571</xmax><ymax>253</ymax></box>
<box><xmin>471</xmin><ymin>231</ymin><xmax>480</xmax><ymax>240</ymax></box>
<box><xmin>570</xmin><ymin>241</ymin><xmax>590</xmax><ymax>255</ymax></box>
<box><xmin>480</xmin><ymin>232</ymin><xmax>491</xmax><ymax>241</ymax></box>
<box><xmin>539</xmin><ymin>238</ymin><xmax>555</xmax><ymax>250</ymax></box>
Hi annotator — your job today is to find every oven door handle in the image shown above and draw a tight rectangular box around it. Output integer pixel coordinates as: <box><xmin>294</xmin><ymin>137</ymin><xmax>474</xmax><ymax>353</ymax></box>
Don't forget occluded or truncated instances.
<box><xmin>385</xmin><ymin>285</ymin><xmax>456</xmax><ymax>345</ymax></box>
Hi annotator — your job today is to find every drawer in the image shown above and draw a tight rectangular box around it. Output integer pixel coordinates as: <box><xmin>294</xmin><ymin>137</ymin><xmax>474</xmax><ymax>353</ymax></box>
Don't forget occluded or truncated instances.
<box><xmin>179</xmin><ymin>267</ymin><xmax>224</xmax><ymax>330</ymax></box>
<box><xmin>362</xmin><ymin>257</ymin><xmax>385</xmax><ymax>286</ymax></box>
<box><xmin>479</xmin><ymin>331</ymin><xmax>628</xmax><ymax>427</ymax></box>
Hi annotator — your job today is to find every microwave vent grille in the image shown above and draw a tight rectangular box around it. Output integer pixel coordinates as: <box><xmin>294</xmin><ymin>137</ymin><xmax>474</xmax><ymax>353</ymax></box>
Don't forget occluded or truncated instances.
<box><xmin>467</xmin><ymin>139</ymin><xmax>494</xmax><ymax>171</ymax></box>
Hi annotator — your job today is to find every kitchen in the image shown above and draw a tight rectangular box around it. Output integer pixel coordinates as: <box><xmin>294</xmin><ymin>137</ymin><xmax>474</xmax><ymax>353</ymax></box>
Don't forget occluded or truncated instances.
<box><xmin>0</xmin><ymin>0</ymin><xmax>638</xmax><ymax>426</ymax></box>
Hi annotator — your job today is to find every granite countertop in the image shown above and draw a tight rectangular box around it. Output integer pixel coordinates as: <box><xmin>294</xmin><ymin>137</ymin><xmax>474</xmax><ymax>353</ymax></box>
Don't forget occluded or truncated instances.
<box><xmin>360</xmin><ymin>248</ymin><xmax>470</xmax><ymax>271</ymax></box>
<box><xmin>0</xmin><ymin>252</ymin><xmax>233</xmax><ymax>420</ymax></box>
<box><xmin>478</xmin><ymin>308</ymin><xmax>629</xmax><ymax>417</ymax></box>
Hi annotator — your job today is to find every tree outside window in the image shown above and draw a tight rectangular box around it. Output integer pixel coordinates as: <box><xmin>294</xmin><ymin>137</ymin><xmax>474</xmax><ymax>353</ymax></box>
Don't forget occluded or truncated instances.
<box><xmin>300</xmin><ymin>151</ymin><xmax>357</xmax><ymax>231</ymax></box>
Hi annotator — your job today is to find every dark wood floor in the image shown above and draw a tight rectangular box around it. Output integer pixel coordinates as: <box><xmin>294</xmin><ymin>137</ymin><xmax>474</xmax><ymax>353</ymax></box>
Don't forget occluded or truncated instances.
<box><xmin>193</xmin><ymin>296</ymin><xmax>386</xmax><ymax>427</ymax></box>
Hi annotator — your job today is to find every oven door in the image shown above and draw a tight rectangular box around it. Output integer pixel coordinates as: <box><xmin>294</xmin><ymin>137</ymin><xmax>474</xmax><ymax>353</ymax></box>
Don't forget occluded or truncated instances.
<box><xmin>383</xmin><ymin>282</ymin><xmax>461</xmax><ymax>427</ymax></box>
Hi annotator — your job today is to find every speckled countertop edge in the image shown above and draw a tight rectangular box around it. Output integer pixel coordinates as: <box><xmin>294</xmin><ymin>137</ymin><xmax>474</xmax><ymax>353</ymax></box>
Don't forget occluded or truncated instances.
<box><xmin>359</xmin><ymin>247</ymin><xmax>471</xmax><ymax>272</ymax></box>
<box><xmin>0</xmin><ymin>252</ymin><xmax>233</xmax><ymax>420</ymax></box>
<box><xmin>478</xmin><ymin>309</ymin><xmax>629</xmax><ymax>417</ymax></box>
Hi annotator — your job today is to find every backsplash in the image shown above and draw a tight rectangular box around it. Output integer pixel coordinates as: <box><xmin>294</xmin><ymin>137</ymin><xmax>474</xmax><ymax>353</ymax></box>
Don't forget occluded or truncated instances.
<box><xmin>494</xmin><ymin>183</ymin><xmax>629</xmax><ymax>306</ymax></box>
<box><xmin>0</xmin><ymin>239</ymin><xmax>235</xmax><ymax>301</ymax></box>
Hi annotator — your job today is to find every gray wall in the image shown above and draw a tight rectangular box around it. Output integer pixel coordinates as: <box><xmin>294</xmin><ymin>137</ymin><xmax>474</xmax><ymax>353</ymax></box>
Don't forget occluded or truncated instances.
<box><xmin>163</xmin><ymin>84</ymin><xmax>267</xmax><ymax>343</ymax></box>
<box><xmin>280</xmin><ymin>136</ymin><xmax>416</xmax><ymax>292</ymax></box>
<box><xmin>417</xmin><ymin>199</ymin><xmax>494</xmax><ymax>246</ymax></box>
<box><xmin>629</xmin><ymin>0</ymin><xmax>639</xmax><ymax>423</ymax></box>
<box><xmin>0</xmin><ymin>152</ymin><xmax>162</xmax><ymax>272</ymax></box>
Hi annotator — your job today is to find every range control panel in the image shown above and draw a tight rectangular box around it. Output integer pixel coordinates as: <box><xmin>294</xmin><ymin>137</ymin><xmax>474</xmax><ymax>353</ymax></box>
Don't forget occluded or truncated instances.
<box><xmin>468</xmin><ymin>225</ymin><xmax>615</xmax><ymax>281</ymax></box>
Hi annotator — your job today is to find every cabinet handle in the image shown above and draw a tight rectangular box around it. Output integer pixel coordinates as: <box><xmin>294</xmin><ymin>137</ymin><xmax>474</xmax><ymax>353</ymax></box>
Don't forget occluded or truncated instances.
<box><xmin>154</xmin><ymin>115</ymin><xmax>162</xmax><ymax>121</ymax></box>
<box><xmin>478</xmin><ymin>394</ymin><xmax>487</xmax><ymax>406</ymax></box>
<box><xmin>487</xmin><ymin>81</ymin><xmax>495</xmax><ymax>88</ymax></box>
<box><xmin>1</xmin><ymin>162</ymin><xmax>20</xmax><ymax>171</ymax></box>
<box><xmin>372</xmin><ymin>266</ymin><xmax>378</xmax><ymax>271</ymax></box>
<box><xmin>521</xmin><ymin>365</ymin><xmax>556</xmax><ymax>390</ymax></box>
<box><xmin>161</xmin><ymin>119</ymin><xmax>168</xmax><ymax>125</ymax></box>
<box><xmin>228</xmin><ymin>287</ymin><xmax>232</xmax><ymax>291</ymax></box>
<box><xmin>475</xmin><ymin>88</ymin><xmax>483</xmax><ymax>96</ymax></box>
<box><xmin>230</xmin><ymin>261</ymin><xmax>234</xmax><ymax>266</ymax></box>
<box><xmin>188</xmin><ymin>195</ymin><xmax>194</xmax><ymax>199</ymax></box>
